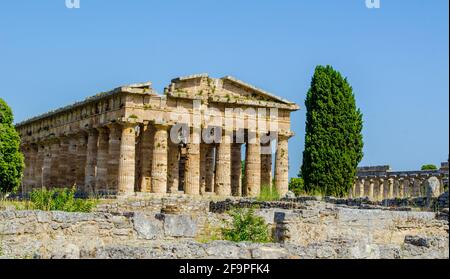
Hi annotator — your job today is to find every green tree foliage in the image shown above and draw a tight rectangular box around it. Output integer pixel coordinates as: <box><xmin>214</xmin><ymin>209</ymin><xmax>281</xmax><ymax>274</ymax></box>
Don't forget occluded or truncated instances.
<box><xmin>421</xmin><ymin>164</ymin><xmax>437</xmax><ymax>170</ymax></box>
<box><xmin>288</xmin><ymin>177</ymin><xmax>305</xmax><ymax>196</ymax></box>
<box><xmin>0</xmin><ymin>98</ymin><xmax>24</xmax><ymax>193</ymax></box>
<box><xmin>222</xmin><ymin>207</ymin><xmax>272</xmax><ymax>243</ymax></box>
<box><xmin>301</xmin><ymin>66</ymin><xmax>364</xmax><ymax>197</ymax></box>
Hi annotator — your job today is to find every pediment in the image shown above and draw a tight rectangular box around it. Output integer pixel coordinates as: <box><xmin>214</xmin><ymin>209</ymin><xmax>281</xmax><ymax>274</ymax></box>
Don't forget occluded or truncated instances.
<box><xmin>167</xmin><ymin>74</ymin><xmax>299</xmax><ymax>110</ymax></box>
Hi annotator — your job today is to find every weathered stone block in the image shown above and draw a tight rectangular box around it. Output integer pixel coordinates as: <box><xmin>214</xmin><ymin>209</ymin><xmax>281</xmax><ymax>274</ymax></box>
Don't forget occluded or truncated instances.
<box><xmin>162</xmin><ymin>214</ymin><xmax>197</xmax><ymax>237</ymax></box>
<box><xmin>132</xmin><ymin>212</ymin><xmax>162</xmax><ymax>240</ymax></box>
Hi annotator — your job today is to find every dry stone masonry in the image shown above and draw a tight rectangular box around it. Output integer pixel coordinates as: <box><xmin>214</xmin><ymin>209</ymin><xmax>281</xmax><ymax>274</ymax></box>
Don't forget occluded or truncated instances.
<box><xmin>16</xmin><ymin>74</ymin><xmax>299</xmax><ymax>197</ymax></box>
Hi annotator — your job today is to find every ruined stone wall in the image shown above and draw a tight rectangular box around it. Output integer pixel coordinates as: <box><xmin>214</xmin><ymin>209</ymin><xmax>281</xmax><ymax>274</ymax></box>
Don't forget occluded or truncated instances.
<box><xmin>0</xmin><ymin>197</ymin><xmax>448</xmax><ymax>259</ymax></box>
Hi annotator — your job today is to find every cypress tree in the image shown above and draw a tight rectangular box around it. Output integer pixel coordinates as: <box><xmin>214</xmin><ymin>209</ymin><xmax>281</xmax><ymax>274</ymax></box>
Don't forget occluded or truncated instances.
<box><xmin>0</xmin><ymin>98</ymin><xmax>24</xmax><ymax>193</ymax></box>
<box><xmin>301</xmin><ymin>65</ymin><xmax>363</xmax><ymax>197</ymax></box>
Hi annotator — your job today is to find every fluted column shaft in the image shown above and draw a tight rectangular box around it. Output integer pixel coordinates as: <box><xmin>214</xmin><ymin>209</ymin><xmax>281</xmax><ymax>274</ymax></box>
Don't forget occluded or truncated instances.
<box><xmin>96</xmin><ymin>127</ymin><xmax>109</xmax><ymax>193</ymax></box>
<box><xmin>84</xmin><ymin>129</ymin><xmax>99</xmax><ymax>194</ymax></box>
<box><xmin>184</xmin><ymin>142</ymin><xmax>200</xmax><ymax>195</ymax></box>
<box><xmin>245</xmin><ymin>133</ymin><xmax>261</xmax><ymax>197</ymax></box>
<box><xmin>139</xmin><ymin>124</ymin><xmax>153</xmax><ymax>192</ymax></box>
<box><xmin>107</xmin><ymin>124</ymin><xmax>121</xmax><ymax>193</ymax></box>
<box><xmin>205</xmin><ymin>145</ymin><xmax>215</xmax><ymax>193</ymax></box>
<box><xmin>42</xmin><ymin>143</ymin><xmax>52</xmax><ymax>188</ymax></box>
<box><xmin>49</xmin><ymin>140</ymin><xmax>60</xmax><ymax>188</ymax></box>
<box><xmin>388</xmin><ymin>178</ymin><xmax>394</xmax><ymax>199</ymax></box>
<box><xmin>260</xmin><ymin>144</ymin><xmax>272</xmax><ymax>188</ymax></box>
<box><xmin>231</xmin><ymin>143</ymin><xmax>242</xmax><ymax>196</ymax></box>
<box><xmin>151</xmin><ymin>124</ymin><xmax>168</xmax><ymax>193</ymax></box>
<box><xmin>215</xmin><ymin>132</ymin><xmax>232</xmax><ymax>196</ymax></box>
<box><xmin>275</xmin><ymin>134</ymin><xmax>289</xmax><ymax>196</ymax></box>
<box><xmin>358</xmin><ymin>179</ymin><xmax>365</xmax><ymax>197</ymax></box>
<box><xmin>67</xmin><ymin>137</ymin><xmax>78</xmax><ymax>187</ymax></box>
<box><xmin>167</xmin><ymin>141</ymin><xmax>180</xmax><ymax>193</ymax></box>
<box><xmin>368</xmin><ymin>179</ymin><xmax>374</xmax><ymax>200</ymax></box>
<box><xmin>118</xmin><ymin>123</ymin><xmax>136</xmax><ymax>195</ymax></box>
<box><xmin>76</xmin><ymin>134</ymin><xmax>87</xmax><ymax>191</ymax></box>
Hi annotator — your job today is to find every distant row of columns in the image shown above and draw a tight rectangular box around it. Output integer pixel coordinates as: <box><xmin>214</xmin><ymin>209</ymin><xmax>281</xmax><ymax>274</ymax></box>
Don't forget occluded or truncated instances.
<box><xmin>21</xmin><ymin>122</ymin><xmax>292</xmax><ymax>197</ymax></box>
<box><xmin>350</xmin><ymin>175</ymin><xmax>445</xmax><ymax>200</ymax></box>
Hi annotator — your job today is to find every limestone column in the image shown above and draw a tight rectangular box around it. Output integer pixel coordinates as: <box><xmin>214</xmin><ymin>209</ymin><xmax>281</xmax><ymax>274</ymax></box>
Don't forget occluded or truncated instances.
<box><xmin>96</xmin><ymin>127</ymin><xmax>109</xmax><ymax>194</ymax></box>
<box><xmin>184</xmin><ymin>141</ymin><xmax>200</xmax><ymax>196</ymax></box>
<box><xmin>75</xmin><ymin>134</ymin><xmax>87</xmax><ymax>191</ymax></box>
<box><xmin>368</xmin><ymin>179</ymin><xmax>374</xmax><ymax>200</ymax></box>
<box><xmin>49</xmin><ymin>139</ymin><xmax>60</xmax><ymax>188</ymax></box>
<box><xmin>42</xmin><ymin>143</ymin><xmax>52</xmax><ymax>188</ymax></box>
<box><xmin>67</xmin><ymin>136</ymin><xmax>78</xmax><ymax>187</ymax></box>
<box><xmin>231</xmin><ymin>143</ymin><xmax>243</xmax><ymax>196</ymax></box>
<box><xmin>414</xmin><ymin>177</ymin><xmax>423</xmax><ymax>197</ymax></box>
<box><xmin>245</xmin><ymin>132</ymin><xmax>261</xmax><ymax>197</ymax></box>
<box><xmin>407</xmin><ymin>178</ymin><xmax>415</xmax><ymax>198</ymax></box>
<box><xmin>84</xmin><ymin>129</ymin><xmax>99</xmax><ymax>194</ymax></box>
<box><xmin>274</xmin><ymin>134</ymin><xmax>289</xmax><ymax>197</ymax></box>
<box><xmin>151</xmin><ymin>124</ymin><xmax>168</xmax><ymax>194</ymax></box>
<box><xmin>260</xmin><ymin>144</ymin><xmax>272</xmax><ymax>188</ymax></box>
<box><xmin>358</xmin><ymin>178</ymin><xmax>365</xmax><ymax>198</ymax></box>
<box><xmin>378</xmin><ymin>178</ymin><xmax>384</xmax><ymax>201</ymax></box>
<box><xmin>107</xmin><ymin>123</ymin><xmax>121</xmax><ymax>193</ymax></box>
<box><xmin>215</xmin><ymin>132</ymin><xmax>232</xmax><ymax>196</ymax></box>
<box><xmin>117</xmin><ymin>122</ymin><xmax>136</xmax><ymax>195</ymax></box>
<box><xmin>398</xmin><ymin>178</ymin><xmax>405</xmax><ymax>198</ymax></box>
<box><xmin>388</xmin><ymin>178</ymin><xmax>395</xmax><ymax>199</ymax></box>
<box><xmin>35</xmin><ymin>143</ymin><xmax>46</xmax><ymax>189</ymax></box>
<box><xmin>57</xmin><ymin>137</ymin><xmax>70</xmax><ymax>187</ymax></box>
<box><xmin>200</xmin><ymin>143</ymin><xmax>207</xmax><ymax>194</ymax></box>
<box><xmin>28</xmin><ymin>144</ymin><xmax>38</xmax><ymax>190</ymax></box>
<box><xmin>205</xmin><ymin>145</ymin><xmax>215</xmax><ymax>193</ymax></box>
<box><xmin>139</xmin><ymin>124</ymin><xmax>153</xmax><ymax>192</ymax></box>
<box><xmin>167</xmin><ymin>141</ymin><xmax>180</xmax><ymax>193</ymax></box>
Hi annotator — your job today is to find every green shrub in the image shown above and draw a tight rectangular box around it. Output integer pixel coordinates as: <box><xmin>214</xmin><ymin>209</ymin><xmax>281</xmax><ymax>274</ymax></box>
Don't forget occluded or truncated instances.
<box><xmin>421</xmin><ymin>164</ymin><xmax>438</xmax><ymax>170</ymax></box>
<box><xmin>222</xmin><ymin>207</ymin><xmax>272</xmax><ymax>243</ymax></box>
<box><xmin>257</xmin><ymin>184</ymin><xmax>279</xmax><ymax>201</ymax></box>
<box><xmin>29</xmin><ymin>188</ymin><xmax>96</xmax><ymax>212</ymax></box>
<box><xmin>289</xmin><ymin>177</ymin><xmax>305</xmax><ymax>196</ymax></box>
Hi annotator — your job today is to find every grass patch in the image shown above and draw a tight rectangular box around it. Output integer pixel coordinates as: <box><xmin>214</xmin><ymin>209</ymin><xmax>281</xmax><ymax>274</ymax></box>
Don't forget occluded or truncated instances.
<box><xmin>257</xmin><ymin>185</ymin><xmax>280</xmax><ymax>201</ymax></box>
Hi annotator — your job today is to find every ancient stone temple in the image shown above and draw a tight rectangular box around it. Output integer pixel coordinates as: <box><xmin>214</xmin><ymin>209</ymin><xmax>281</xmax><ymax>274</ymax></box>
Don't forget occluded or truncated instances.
<box><xmin>16</xmin><ymin>74</ymin><xmax>299</xmax><ymax>197</ymax></box>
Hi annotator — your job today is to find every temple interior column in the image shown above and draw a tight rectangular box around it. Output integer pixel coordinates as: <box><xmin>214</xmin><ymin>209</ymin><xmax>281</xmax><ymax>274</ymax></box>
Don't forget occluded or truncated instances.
<box><xmin>117</xmin><ymin>122</ymin><xmax>136</xmax><ymax>195</ymax></box>
<box><xmin>215</xmin><ymin>131</ymin><xmax>232</xmax><ymax>196</ymax></box>
<box><xmin>42</xmin><ymin>143</ymin><xmax>52</xmax><ymax>188</ymax></box>
<box><xmin>184</xmin><ymin>140</ymin><xmax>200</xmax><ymax>195</ymax></box>
<box><xmin>107</xmin><ymin>123</ymin><xmax>121</xmax><ymax>193</ymax></box>
<box><xmin>368</xmin><ymin>179</ymin><xmax>374</xmax><ymax>200</ymax></box>
<box><xmin>151</xmin><ymin>124</ymin><xmax>168</xmax><ymax>194</ymax></box>
<box><xmin>167</xmin><ymin>140</ymin><xmax>180</xmax><ymax>194</ymax></box>
<box><xmin>84</xmin><ymin>129</ymin><xmax>99</xmax><ymax>194</ymax></box>
<box><xmin>96</xmin><ymin>127</ymin><xmax>109</xmax><ymax>194</ymax></box>
<box><xmin>204</xmin><ymin>145</ymin><xmax>215</xmax><ymax>193</ymax></box>
<box><xmin>57</xmin><ymin>137</ymin><xmax>70</xmax><ymax>187</ymax></box>
<box><xmin>231</xmin><ymin>143</ymin><xmax>242</xmax><ymax>197</ymax></box>
<box><xmin>139</xmin><ymin>123</ymin><xmax>153</xmax><ymax>192</ymax></box>
<box><xmin>378</xmin><ymin>178</ymin><xmax>384</xmax><ymax>200</ymax></box>
<box><xmin>245</xmin><ymin>132</ymin><xmax>261</xmax><ymax>197</ymax></box>
<box><xmin>274</xmin><ymin>134</ymin><xmax>289</xmax><ymax>197</ymax></box>
<box><xmin>76</xmin><ymin>134</ymin><xmax>87</xmax><ymax>191</ymax></box>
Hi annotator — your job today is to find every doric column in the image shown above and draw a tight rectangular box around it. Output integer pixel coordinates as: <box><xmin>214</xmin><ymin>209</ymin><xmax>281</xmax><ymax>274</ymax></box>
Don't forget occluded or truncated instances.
<box><xmin>117</xmin><ymin>122</ymin><xmax>136</xmax><ymax>195</ymax></box>
<box><xmin>205</xmin><ymin>145</ymin><xmax>215</xmax><ymax>193</ymax></box>
<box><xmin>377</xmin><ymin>178</ymin><xmax>384</xmax><ymax>201</ymax></box>
<box><xmin>57</xmin><ymin>137</ymin><xmax>70</xmax><ymax>187</ymax></box>
<box><xmin>358</xmin><ymin>178</ymin><xmax>365</xmax><ymax>197</ymax></box>
<box><xmin>84</xmin><ymin>129</ymin><xmax>99</xmax><ymax>194</ymax></box>
<box><xmin>151</xmin><ymin>124</ymin><xmax>168</xmax><ymax>194</ymax></box>
<box><xmin>28</xmin><ymin>144</ymin><xmax>38</xmax><ymax>190</ymax></box>
<box><xmin>260</xmin><ymin>143</ymin><xmax>272</xmax><ymax>188</ymax></box>
<box><xmin>107</xmin><ymin>123</ymin><xmax>121</xmax><ymax>193</ymax></box>
<box><xmin>245</xmin><ymin>132</ymin><xmax>261</xmax><ymax>197</ymax></box>
<box><xmin>96</xmin><ymin>127</ymin><xmax>109</xmax><ymax>194</ymax></box>
<box><xmin>139</xmin><ymin>123</ymin><xmax>153</xmax><ymax>192</ymax></box>
<box><xmin>184</xmin><ymin>141</ymin><xmax>200</xmax><ymax>195</ymax></box>
<box><xmin>407</xmin><ymin>178</ymin><xmax>415</xmax><ymax>198</ymax></box>
<box><xmin>167</xmin><ymin>141</ymin><xmax>180</xmax><ymax>194</ymax></box>
<box><xmin>49</xmin><ymin>139</ymin><xmax>60</xmax><ymax>188</ymax></box>
<box><xmin>413</xmin><ymin>177</ymin><xmax>423</xmax><ymax>197</ymax></box>
<box><xmin>231</xmin><ymin>143</ymin><xmax>243</xmax><ymax>196</ymax></box>
<box><xmin>67</xmin><ymin>136</ymin><xmax>78</xmax><ymax>187</ymax></box>
<box><xmin>398</xmin><ymin>178</ymin><xmax>405</xmax><ymax>198</ymax></box>
<box><xmin>275</xmin><ymin>133</ymin><xmax>290</xmax><ymax>197</ymax></box>
<box><xmin>200</xmin><ymin>143</ymin><xmax>208</xmax><ymax>194</ymax></box>
<box><xmin>215</xmin><ymin>131</ymin><xmax>232</xmax><ymax>196</ymax></box>
<box><xmin>368</xmin><ymin>178</ymin><xmax>374</xmax><ymax>200</ymax></box>
<box><xmin>75</xmin><ymin>134</ymin><xmax>87</xmax><ymax>191</ymax></box>
<box><xmin>388</xmin><ymin>178</ymin><xmax>395</xmax><ymax>199</ymax></box>
<box><xmin>42</xmin><ymin>143</ymin><xmax>52</xmax><ymax>188</ymax></box>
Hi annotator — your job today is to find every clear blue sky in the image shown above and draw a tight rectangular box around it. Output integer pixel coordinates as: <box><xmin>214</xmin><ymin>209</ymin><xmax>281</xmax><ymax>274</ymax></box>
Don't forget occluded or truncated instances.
<box><xmin>0</xmin><ymin>0</ymin><xmax>448</xmax><ymax>178</ymax></box>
